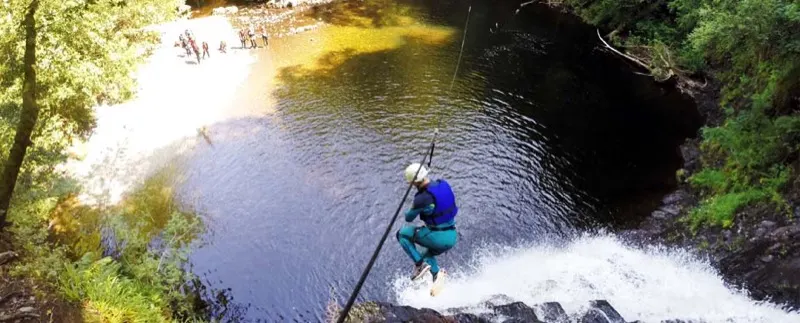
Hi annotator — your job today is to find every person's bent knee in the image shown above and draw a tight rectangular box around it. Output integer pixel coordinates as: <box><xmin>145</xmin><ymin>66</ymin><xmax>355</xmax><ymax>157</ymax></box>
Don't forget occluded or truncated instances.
<box><xmin>396</xmin><ymin>225</ymin><xmax>415</xmax><ymax>242</ymax></box>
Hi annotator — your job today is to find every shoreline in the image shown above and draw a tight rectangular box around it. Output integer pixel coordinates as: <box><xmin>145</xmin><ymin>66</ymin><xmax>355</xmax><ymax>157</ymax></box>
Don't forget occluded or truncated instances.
<box><xmin>62</xmin><ymin>1</ymin><xmax>335</xmax><ymax>205</ymax></box>
<box><xmin>619</xmin><ymin>30</ymin><xmax>800</xmax><ymax>314</ymax></box>
<box><xmin>520</xmin><ymin>1</ymin><xmax>800</xmax><ymax>311</ymax></box>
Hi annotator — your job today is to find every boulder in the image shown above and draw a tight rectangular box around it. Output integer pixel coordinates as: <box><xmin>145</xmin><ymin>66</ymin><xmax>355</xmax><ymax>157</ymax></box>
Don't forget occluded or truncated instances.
<box><xmin>352</xmin><ymin>299</ymin><xmax>652</xmax><ymax>323</ymax></box>
<box><xmin>492</xmin><ymin>302</ymin><xmax>543</xmax><ymax>323</ymax></box>
<box><xmin>534</xmin><ymin>302</ymin><xmax>569</xmax><ymax>323</ymax></box>
<box><xmin>579</xmin><ymin>300</ymin><xmax>626</xmax><ymax>323</ymax></box>
<box><xmin>212</xmin><ymin>6</ymin><xmax>239</xmax><ymax>16</ymax></box>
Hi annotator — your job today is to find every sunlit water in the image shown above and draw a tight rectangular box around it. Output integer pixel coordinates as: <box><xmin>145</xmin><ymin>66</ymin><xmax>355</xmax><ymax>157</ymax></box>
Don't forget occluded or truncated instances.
<box><xmin>69</xmin><ymin>0</ymin><xmax>799</xmax><ymax>322</ymax></box>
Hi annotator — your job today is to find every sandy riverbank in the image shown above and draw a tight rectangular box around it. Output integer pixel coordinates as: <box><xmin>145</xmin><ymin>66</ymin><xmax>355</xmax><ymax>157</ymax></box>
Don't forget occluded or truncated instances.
<box><xmin>63</xmin><ymin>0</ymin><xmax>455</xmax><ymax>205</ymax></box>
<box><xmin>64</xmin><ymin>16</ymin><xmax>258</xmax><ymax>205</ymax></box>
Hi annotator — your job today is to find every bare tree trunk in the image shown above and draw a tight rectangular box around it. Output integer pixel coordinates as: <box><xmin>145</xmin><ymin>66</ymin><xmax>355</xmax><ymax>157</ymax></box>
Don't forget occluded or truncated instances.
<box><xmin>597</xmin><ymin>29</ymin><xmax>652</xmax><ymax>72</ymax></box>
<box><xmin>0</xmin><ymin>0</ymin><xmax>39</xmax><ymax>228</ymax></box>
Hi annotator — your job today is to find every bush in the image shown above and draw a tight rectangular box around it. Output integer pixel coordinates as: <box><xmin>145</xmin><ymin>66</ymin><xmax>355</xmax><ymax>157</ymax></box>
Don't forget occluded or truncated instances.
<box><xmin>9</xmin><ymin>170</ymin><xmax>207</xmax><ymax>322</ymax></box>
<box><xmin>560</xmin><ymin>0</ymin><xmax>800</xmax><ymax>229</ymax></box>
<box><xmin>59</xmin><ymin>255</ymin><xmax>166</xmax><ymax>323</ymax></box>
<box><xmin>687</xmin><ymin>109</ymin><xmax>799</xmax><ymax>227</ymax></box>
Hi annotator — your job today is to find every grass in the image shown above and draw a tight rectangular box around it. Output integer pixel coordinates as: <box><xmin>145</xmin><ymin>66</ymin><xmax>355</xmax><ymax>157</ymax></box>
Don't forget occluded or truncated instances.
<box><xmin>8</xmin><ymin>167</ymin><xmax>206</xmax><ymax>322</ymax></box>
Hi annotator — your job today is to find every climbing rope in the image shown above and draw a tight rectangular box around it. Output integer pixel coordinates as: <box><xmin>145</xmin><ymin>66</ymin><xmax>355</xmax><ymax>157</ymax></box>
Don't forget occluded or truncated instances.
<box><xmin>336</xmin><ymin>5</ymin><xmax>472</xmax><ymax>323</ymax></box>
<box><xmin>335</xmin><ymin>133</ymin><xmax>437</xmax><ymax>323</ymax></box>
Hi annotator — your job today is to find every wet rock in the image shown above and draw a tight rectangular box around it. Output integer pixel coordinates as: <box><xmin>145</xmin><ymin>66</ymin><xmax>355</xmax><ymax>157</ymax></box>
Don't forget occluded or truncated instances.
<box><xmin>580</xmin><ymin>300</ymin><xmax>626</xmax><ymax>323</ymax></box>
<box><xmin>18</xmin><ymin>306</ymin><xmax>34</xmax><ymax>313</ymax></box>
<box><xmin>766</xmin><ymin>242</ymin><xmax>785</xmax><ymax>255</ymax></box>
<box><xmin>368</xmin><ymin>299</ymin><xmax>649</xmax><ymax>323</ymax></box>
<box><xmin>492</xmin><ymin>302</ymin><xmax>542</xmax><ymax>322</ymax></box>
<box><xmin>760</xmin><ymin>220</ymin><xmax>777</xmax><ymax>230</ymax></box>
<box><xmin>451</xmin><ymin>313</ymin><xmax>491</xmax><ymax>323</ymax></box>
<box><xmin>484</xmin><ymin>294</ymin><xmax>516</xmax><ymax>306</ymax></box>
<box><xmin>680</xmin><ymin>141</ymin><xmax>702</xmax><ymax>173</ymax></box>
<box><xmin>771</xmin><ymin>225</ymin><xmax>800</xmax><ymax>239</ymax></box>
<box><xmin>660</xmin><ymin>205</ymin><xmax>681</xmax><ymax>216</ymax></box>
<box><xmin>375</xmin><ymin>303</ymin><xmax>443</xmax><ymax>322</ymax></box>
<box><xmin>722</xmin><ymin>230</ymin><xmax>732</xmax><ymax>241</ymax></box>
<box><xmin>661</xmin><ymin>190</ymin><xmax>690</xmax><ymax>205</ymax></box>
<box><xmin>761</xmin><ymin>255</ymin><xmax>774</xmax><ymax>263</ymax></box>
<box><xmin>534</xmin><ymin>302</ymin><xmax>569</xmax><ymax>323</ymax></box>
<box><xmin>651</xmin><ymin>210</ymin><xmax>669</xmax><ymax>220</ymax></box>
<box><xmin>754</xmin><ymin>227</ymin><xmax>767</xmax><ymax>238</ymax></box>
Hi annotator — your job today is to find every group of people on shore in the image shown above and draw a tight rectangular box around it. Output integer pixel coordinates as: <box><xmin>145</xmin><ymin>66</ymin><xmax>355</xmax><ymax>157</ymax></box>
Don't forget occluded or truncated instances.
<box><xmin>239</xmin><ymin>24</ymin><xmax>269</xmax><ymax>49</ymax></box>
<box><xmin>175</xmin><ymin>24</ymin><xmax>269</xmax><ymax>64</ymax></box>
<box><xmin>176</xmin><ymin>29</ymin><xmax>212</xmax><ymax>64</ymax></box>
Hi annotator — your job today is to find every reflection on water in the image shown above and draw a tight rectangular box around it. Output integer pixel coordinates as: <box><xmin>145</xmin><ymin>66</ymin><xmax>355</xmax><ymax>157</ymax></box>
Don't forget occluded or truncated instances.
<box><xmin>178</xmin><ymin>0</ymin><xmax>702</xmax><ymax>320</ymax></box>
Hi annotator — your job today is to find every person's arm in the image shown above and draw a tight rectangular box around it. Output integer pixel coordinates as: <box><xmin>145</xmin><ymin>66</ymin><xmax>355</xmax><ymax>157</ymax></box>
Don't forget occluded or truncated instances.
<box><xmin>404</xmin><ymin>193</ymin><xmax>435</xmax><ymax>222</ymax></box>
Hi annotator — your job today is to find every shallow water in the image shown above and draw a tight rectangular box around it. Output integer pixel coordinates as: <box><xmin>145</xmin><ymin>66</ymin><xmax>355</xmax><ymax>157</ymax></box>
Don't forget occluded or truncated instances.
<box><xmin>174</xmin><ymin>0</ymin><xmax>712</xmax><ymax>320</ymax></box>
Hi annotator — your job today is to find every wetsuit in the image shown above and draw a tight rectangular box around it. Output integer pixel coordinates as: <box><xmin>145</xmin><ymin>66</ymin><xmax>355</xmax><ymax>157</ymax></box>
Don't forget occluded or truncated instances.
<box><xmin>396</xmin><ymin>179</ymin><xmax>458</xmax><ymax>276</ymax></box>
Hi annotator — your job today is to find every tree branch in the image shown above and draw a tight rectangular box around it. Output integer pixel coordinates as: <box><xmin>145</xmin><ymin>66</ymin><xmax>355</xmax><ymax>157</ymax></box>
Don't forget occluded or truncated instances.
<box><xmin>596</xmin><ymin>29</ymin><xmax>651</xmax><ymax>71</ymax></box>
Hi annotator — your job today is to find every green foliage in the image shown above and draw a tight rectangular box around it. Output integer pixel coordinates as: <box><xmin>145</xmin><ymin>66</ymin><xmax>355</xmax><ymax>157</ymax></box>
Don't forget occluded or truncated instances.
<box><xmin>57</xmin><ymin>209</ymin><xmax>204</xmax><ymax>323</ymax></box>
<box><xmin>0</xmin><ymin>0</ymin><xmax>204</xmax><ymax>320</ymax></box>
<box><xmin>560</xmin><ymin>0</ymin><xmax>800</xmax><ymax>229</ymax></box>
<box><xmin>689</xmin><ymin>189</ymin><xmax>767</xmax><ymax>229</ymax></box>
<box><xmin>687</xmin><ymin>109</ymin><xmax>799</xmax><ymax>227</ymax></box>
<box><xmin>688</xmin><ymin>168</ymin><xmax>727</xmax><ymax>193</ymax></box>
<box><xmin>10</xmin><ymin>174</ymin><xmax>207</xmax><ymax>322</ymax></box>
<box><xmin>703</xmin><ymin>111</ymin><xmax>800</xmax><ymax>176</ymax></box>
<box><xmin>1</xmin><ymin>0</ymin><xmax>184</xmax><ymax>168</ymax></box>
<box><xmin>108</xmin><ymin>208</ymin><xmax>205</xmax><ymax>320</ymax></box>
<box><xmin>59</xmin><ymin>255</ymin><xmax>167</xmax><ymax>322</ymax></box>
<box><xmin>682</xmin><ymin>0</ymin><xmax>800</xmax><ymax>106</ymax></box>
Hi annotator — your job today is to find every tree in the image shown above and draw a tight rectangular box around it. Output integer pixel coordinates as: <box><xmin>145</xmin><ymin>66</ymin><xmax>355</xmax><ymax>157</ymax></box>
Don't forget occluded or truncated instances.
<box><xmin>0</xmin><ymin>0</ymin><xmax>184</xmax><ymax>229</ymax></box>
<box><xmin>0</xmin><ymin>0</ymin><xmax>39</xmax><ymax>227</ymax></box>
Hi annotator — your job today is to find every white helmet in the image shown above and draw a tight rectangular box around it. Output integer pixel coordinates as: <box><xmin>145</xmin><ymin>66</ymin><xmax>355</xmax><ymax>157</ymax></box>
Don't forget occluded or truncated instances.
<box><xmin>404</xmin><ymin>163</ymin><xmax>429</xmax><ymax>183</ymax></box>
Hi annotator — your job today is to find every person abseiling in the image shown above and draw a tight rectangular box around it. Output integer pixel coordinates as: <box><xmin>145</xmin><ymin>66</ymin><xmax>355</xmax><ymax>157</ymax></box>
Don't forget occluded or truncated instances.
<box><xmin>396</xmin><ymin>163</ymin><xmax>458</xmax><ymax>284</ymax></box>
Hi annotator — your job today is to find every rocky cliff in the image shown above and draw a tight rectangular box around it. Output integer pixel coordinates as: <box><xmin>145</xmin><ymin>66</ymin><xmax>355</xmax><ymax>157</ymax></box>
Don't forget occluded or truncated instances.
<box><xmin>339</xmin><ymin>299</ymin><xmax>659</xmax><ymax>323</ymax></box>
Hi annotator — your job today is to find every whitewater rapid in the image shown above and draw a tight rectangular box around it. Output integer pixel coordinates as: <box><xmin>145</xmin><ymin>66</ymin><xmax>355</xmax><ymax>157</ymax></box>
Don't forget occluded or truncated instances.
<box><xmin>394</xmin><ymin>234</ymin><xmax>799</xmax><ymax>323</ymax></box>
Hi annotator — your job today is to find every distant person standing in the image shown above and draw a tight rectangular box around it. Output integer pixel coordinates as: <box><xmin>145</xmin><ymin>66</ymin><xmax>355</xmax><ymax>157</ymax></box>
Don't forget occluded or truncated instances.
<box><xmin>248</xmin><ymin>25</ymin><xmax>257</xmax><ymax>48</ymax></box>
<box><xmin>189</xmin><ymin>38</ymin><xmax>200</xmax><ymax>64</ymax></box>
<box><xmin>260</xmin><ymin>25</ymin><xmax>269</xmax><ymax>47</ymax></box>
<box><xmin>179</xmin><ymin>34</ymin><xmax>191</xmax><ymax>56</ymax></box>
<box><xmin>202</xmin><ymin>41</ymin><xmax>210</xmax><ymax>59</ymax></box>
<box><xmin>239</xmin><ymin>29</ymin><xmax>247</xmax><ymax>48</ymax></box>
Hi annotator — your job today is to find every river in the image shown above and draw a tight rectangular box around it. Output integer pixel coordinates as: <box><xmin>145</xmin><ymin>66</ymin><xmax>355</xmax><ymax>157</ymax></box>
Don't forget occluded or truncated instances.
<box><xmin>79</xmin><ymin>0</ymin><xmax>800</xmax><ymax>322</ymax></box>
<box><xmin>178</xmin><ymin>0</ymin><xmax>704</xmax><ymax>320</ymax></box>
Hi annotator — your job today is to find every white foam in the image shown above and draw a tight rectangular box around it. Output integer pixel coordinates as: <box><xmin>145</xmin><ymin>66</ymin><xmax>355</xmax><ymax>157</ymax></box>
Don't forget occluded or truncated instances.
<box><xmin>393</xmin><ymin>234</ymin><xmax>800</xmax><ymax>323</ymax></box>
